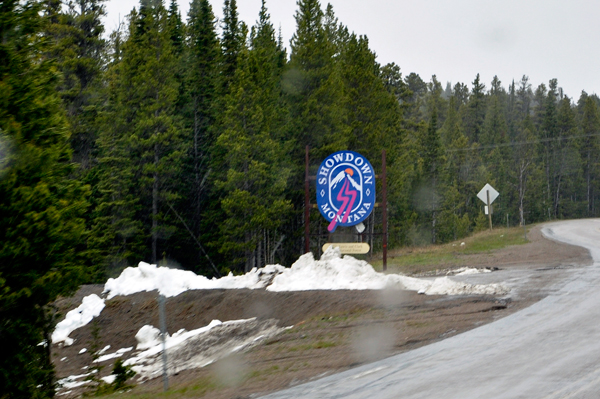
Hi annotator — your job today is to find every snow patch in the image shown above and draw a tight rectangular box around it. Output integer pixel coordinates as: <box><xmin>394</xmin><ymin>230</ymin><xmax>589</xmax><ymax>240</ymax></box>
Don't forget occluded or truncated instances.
<box><xmin>51</xmin><ymin>294</ymin><xmax>105</xmax><ymax>345</ymax></box>
<box><xmin>101</xmin><ymin>246</ymin><xmax>509</xmax><ymax>298</ymax></box>
<box><xmin>101</xmin><ymin>375</ymin><xmax>116</xmax><ymax>384</ymax></box>
<box><xmin>453</xmin><ymin>267</ymin><xmax>492</xmax><ymax>276</ymax></box>
<box><xmin>94</xmin><ymin>347</ymin><xmax>133</xmax><ymax>363</ymax></box>
<box><xmin>135</xmin><ymin>325</ymin><xmax>162</xmax><ymax>350</ymax></box>
<box><xmin>103</xmin><ymin>262</ymin><xmax>285</xmax><ymax>298</ymax></box>
<box><xmin>124</xmin><ymin>318</ymin><xmax>283</xmax><ymax>381</ymax></box>
<box><xmin>266</xmin><ymin>247</ymin><xmax>508</xmax><ymax>296</ymax></box>
<box><xmin>56</xmin><ymin>373</ymin><xmax>92</xmax><ymax>390</ymax></box>
<box><xmin>268</xmin><ymin>248</ymin><xmax>392</xmax><ymax>291</ymax></box>
<box><xmin>420</xmin><ymin>277</ymin><xmax>509</xmax><ymax>296</ymax></box>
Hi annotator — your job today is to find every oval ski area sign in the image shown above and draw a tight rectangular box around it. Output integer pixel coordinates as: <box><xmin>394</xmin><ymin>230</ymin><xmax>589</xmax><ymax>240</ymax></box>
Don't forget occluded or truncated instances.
<box><xmin>316</xmin><ymin>151</ymin><xmax>376</xmax><ymax>233</ymax></box>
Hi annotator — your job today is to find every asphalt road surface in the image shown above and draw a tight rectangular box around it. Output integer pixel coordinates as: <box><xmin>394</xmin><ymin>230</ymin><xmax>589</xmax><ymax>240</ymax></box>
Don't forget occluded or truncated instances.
<box><xmin>262</xmin><ymin>219</ymin><xmax>600</xmax><ymax>399</ymax></box>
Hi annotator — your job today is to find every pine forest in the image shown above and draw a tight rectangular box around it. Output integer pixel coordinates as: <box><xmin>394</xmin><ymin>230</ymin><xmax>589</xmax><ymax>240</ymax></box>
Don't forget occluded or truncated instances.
<box><xmin>2</xmin><ymin>0</ymin><xmax>600</xmax><ymax>396</ymax></box>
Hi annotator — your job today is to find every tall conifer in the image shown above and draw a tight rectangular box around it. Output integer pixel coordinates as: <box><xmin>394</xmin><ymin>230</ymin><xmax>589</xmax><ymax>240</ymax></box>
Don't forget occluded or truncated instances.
<box><xmin>178</xmin><ymin>0</ymin><xmax>221</xmax><ymax>273</ymax></box>
<box><xmin>553</xmin><ymin>97</ymin><xmax>581</xmax><ymax>217</ymax></box>
<box><xmin>464</xmin><ymin>74</ymin><xmax>486</xmax><ymax>143</ymax></box>
<box><xmin>43</xmin><ymin>0</ymin><xmax>107</xmax><ymax>171</ymax></box>
<box><xmin>420</xmin><ymin>109</ymin><xmax>445</xmax><ymax>243</ymax></box>
<box><xmin>287</xmin><ymin>0</ymin><xmax>348</xmax><ymax>158</ymax></box>
<box><xmin>215</xmin><ymin>1</ymin><xmax>292</xmax><ymax>272</ymax></box>
<box><xmin>221</xmin><ymin>0</ymin><xmax>243</xmax><ymax>92</ymax></box>
<box><xmin>580</xmin><ymin>96</ymin><xmax>600</xmax><ymax>216</ymax></box>
<box><xmin>0</xmin><ymin>1</ymin><xmax>88</xmax><ymax>395</ymax></box>
<box><xmin>94</xmin><ymin>0</ymin><xmax>183</xmax><ymax>269</ymax></box>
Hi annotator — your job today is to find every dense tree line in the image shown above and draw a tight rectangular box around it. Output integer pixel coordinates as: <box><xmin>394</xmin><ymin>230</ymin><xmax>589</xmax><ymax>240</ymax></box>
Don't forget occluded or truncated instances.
<box><xmin>3</xmin><ymin>0</ymin><xmax>600</xmax><ymax>395</ymax></box>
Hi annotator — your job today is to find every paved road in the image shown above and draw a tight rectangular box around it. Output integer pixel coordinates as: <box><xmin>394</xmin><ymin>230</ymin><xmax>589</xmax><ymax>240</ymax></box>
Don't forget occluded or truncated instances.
<box><xmin>262</xmin><ymin>219</ymin><xmax>600</xmax><ymax>399</ymax></box>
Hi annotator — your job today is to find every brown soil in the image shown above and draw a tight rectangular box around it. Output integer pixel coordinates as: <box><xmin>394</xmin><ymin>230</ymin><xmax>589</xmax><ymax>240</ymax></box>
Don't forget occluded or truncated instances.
<box><xmin>52</xmin><ymin>224</ymin><xmax>591</xmax><ymax>398</ymax></box>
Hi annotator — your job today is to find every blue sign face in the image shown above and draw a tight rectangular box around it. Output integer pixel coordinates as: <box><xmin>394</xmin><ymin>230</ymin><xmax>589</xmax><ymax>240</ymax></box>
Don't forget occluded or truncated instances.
<box><xmin>316</xmin><ymin>151</ymin><xmax>376</xmax><ymax>233</ymax></box>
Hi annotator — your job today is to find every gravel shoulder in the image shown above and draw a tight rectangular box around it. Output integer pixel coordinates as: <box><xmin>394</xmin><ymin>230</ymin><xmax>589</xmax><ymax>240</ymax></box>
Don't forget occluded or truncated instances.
<box><xmin>52</xmin><ymin>223</ymin><xmax>592</xmax><ymax>398</ymax></box>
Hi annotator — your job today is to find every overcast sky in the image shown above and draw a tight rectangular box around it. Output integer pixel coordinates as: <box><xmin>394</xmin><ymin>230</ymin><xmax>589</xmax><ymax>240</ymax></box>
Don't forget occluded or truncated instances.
<box><xmin>103</xmin><ymin>0</ymin><xmax>600</xmax><ymax>99</ymax></box>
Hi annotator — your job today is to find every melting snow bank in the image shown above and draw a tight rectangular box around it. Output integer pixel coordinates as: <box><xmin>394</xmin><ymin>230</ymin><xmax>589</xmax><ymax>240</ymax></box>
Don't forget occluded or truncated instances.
<box><xmin>55</xmin><ymin>318</ymin><xmax>284</xmax><ymax>394</ymax></box>
<box><xmin>452</xmin><ymin>267</ymin><xmax>493</xmax><ymax>276</ymax></box>
<box><xmin>268</xmin><ymin>248</ymin><xmax>508</xmax><ymax>295</ymax></box>
<box><xmin>103</xmin><ymin>262</ymin><xmax>285</xmax><ymax>299</ymax></box>
<box><xmin>102</xmin><ymin>246</ymin><xmax>509</xmax><ymax>298</ymax></box>
<box><xmin>267</xmin><ymin>249</ymin><xmax>392</xmax><ymax>291</ymax></box>
<box><xmin>54</xmin><ymin>247</ymin><xmax>509</xmax><ymax>348</ymax></box>
<box><xmin>124</xmin><ymin>318</ymin><xmax>283</xmax><ymax>381</ymax></box>
<box><xmin>52</xmin><ymin>294</ymin><xmax>105</xmax><ymax>345</ymax></box>
<box><xmin>417</xmin><ymin>277</ymin><xmax>508</xmax><ymax>296</ymax></box>
<box><xmin>56</xmin><ymin>371</ymin><xmax>95</xmax><ymax>393</ymax></box>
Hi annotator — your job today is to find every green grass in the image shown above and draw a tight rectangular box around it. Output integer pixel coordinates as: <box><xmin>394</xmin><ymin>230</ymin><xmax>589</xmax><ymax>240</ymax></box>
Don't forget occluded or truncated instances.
<box><xmin>463</xmin><ymin>228</ymin><xmax>528</xmax><ymax>253</ymax></box>
<box><xmin>371</xmin><ymin>226</ymin><xmax>530</xmax><ymax>275</ymax></box>
<box><xmin>94</xmin><ymin>376</ymin><xmax>218</xmax><ymax>399</ymax></box>
<box><xmin>288</xmin><ymin>340</ymin><xmax>338</xmax><ymax>352</ymax></box>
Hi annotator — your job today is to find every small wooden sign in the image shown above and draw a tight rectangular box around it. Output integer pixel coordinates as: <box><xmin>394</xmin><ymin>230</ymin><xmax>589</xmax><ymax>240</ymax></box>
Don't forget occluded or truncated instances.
<box><xmin>322</xmin><ymin>242</ymin><xmax>370</xmax><ymax>254</ymax></box>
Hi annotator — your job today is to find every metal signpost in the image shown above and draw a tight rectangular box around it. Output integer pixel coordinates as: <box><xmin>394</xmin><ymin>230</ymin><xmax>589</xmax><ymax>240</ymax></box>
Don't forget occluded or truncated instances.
<box><xmin>158</xmin><ymin>295</ymin><xmax>169</xmax><ymax>391</ymax></box>
<box><xmin>477</xmin><ymin>183</ymin><xmax>499</xmax><ymax>230</ymax></box>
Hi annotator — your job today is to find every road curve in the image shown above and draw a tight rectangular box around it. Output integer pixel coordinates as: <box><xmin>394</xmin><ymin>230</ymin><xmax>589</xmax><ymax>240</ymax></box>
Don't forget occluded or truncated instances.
<box><xmin>262</xmin><ymin>219</ymin><xmax>600</xmax><ymax>399</ymax></box>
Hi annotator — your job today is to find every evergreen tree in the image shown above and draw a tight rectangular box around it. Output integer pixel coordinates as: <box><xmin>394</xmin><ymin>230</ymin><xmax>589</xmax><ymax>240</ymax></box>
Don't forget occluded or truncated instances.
<box><xmin>215</xmin><ymin>1</ymin><xmax>292</xmax><ymax>272</ymax></box>
<box><xmin>418</xmin><ymin>109</ymin><xmax>445</xmax><ymax>243</ymax></box>
<box><xmin>426</xmin><ymin>75</ymin><xmax>447</xmax><ymax>126</ymax></box>
<box><xmin>43</xmin><ymin>0</ymin><xmax>107</xmax><ymax>171</ymax></box>
<box><xmin>221</xmin><ymin>0</ymin><xmax>243</xmax><ymax>92</ymax></box>
<box><xmin>489</xmin><ymin>75</ymin><xmax>506</xmax><ymax>98</ymax></box>
<box><xmin>464</xmin><ymin>73</ymin><xmax>486</xmax><ymax>143</ymax></box>
<box><xmin>380</xmin><ymin>62</ymin><xmax>412</xmax><ymax>112</ymax></box>
<box><xmin>538</xmin><ymin>79</ymin><xmax>559</xmax><ymax>219</ymax></box>
<box><xmin>337</xmin><ymin>33</ymin><xmax>408</xmax><ymax>249</ymax></box>
<box><xmin>579</xmin><ymin>96</ymin><xmax>600</xmax><ymax>216</ymax></box>
<box><xmin>482</xmin><ymin>95</ymin><xmax>508</xmax><ymax>147</ymax></box>
<box><xmin>452</xmin><ymin>82</ymin><xmax>469</xmax><ymax>108</ymax></box>
<box><xmin>516</xmin><ymin>75</ymin><xmax>533</xmax><ymax>121</ymax></box>
<box><xmin>166</xmin><ymin>0</ymin><xmax>187</xmax><ymax>123</ymax></box>
<box><xmin>553</xmin><ymin>96</ymin><xmax>581</xmax><ymax>217</ymax></box>
<box><xmin>167</xmin><ymin>0</ymin><xmax>184</xmax><ymax>54</ymax></box>
<box><xmin>531</xmin><ymin>82</ymin><xmax>547</xmax><ymax>123</ymax></box>
<box><xmin>286</xmin><ymin>0</ymin><xmax>348</xmax><ymax>159</ymax></box>
<box><xmin>41</xmin><ymin>0</ymin><xmax>108</xmax><ymax>278</ymax></box>
<box><xmin>403</xmin><ymin>72</ymin><xmax>427</xmax><ymax>123</ymax></box>
<box><xmin>282</xmin><ymin>0</ymin><xmax>349</xmax><ymax>257</ymax></box>
<box><xmin>443</xmin><ymin>82</ymin><xmax>453</xmax><ymax>99</ymax></box>
<box><xmin>94</xmin><ymin>0</ymin><xmax>183</xmax><ymax>271</ymax></box>
<box><xmin>439</xmin><ymin>96</ymin><xmax>472</xmax><ymax>241</ymax></box>
<box><xmin>472</xmin><ymin>77</ymin><xmax>516</xmax><ymax>227</ymax></box>
<box><xmin>0</xmin><ymin>0</ymin><xmax>88</xmax><ymax>395</ymax></box>
<box><xmin>179</xmin><ymin>0</ymin><xmax>221</xmax><ymax>273</ymax></box>
<box><xmin>506</xmin><ymin>80</ymin><xmax>517</xmax><ymax>141</ymax></box>
<box><xmin>339</xmin><ymin>34</ymin><xmax>401</xmax><ymax>158</ymax></box>
<box><xmin>510</xmin><ymin>123</ymin><xmax>538</xmax><ymax>226</ymax></box>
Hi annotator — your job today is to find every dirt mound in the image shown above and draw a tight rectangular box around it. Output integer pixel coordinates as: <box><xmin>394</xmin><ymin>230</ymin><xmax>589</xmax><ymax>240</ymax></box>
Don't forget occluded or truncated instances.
<box><xmin>51</xmin><ymin>224</ymin><xmax>591</xmax><ymax>399</ymax></box>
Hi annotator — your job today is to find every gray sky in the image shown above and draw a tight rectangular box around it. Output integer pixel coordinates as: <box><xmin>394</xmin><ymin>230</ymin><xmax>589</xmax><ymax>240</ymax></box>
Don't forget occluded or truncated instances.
<box><xmin>104</xmin><ymin>0</ymin><xmax>600</xmax><ymax>99</ymax></box>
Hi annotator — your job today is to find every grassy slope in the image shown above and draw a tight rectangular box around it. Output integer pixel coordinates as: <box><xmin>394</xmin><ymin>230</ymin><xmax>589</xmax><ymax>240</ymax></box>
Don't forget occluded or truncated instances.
<box><xmin>370</xmin><ymin>226</ymin><xmax>530</xmax><ymax>275</ymax></box>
